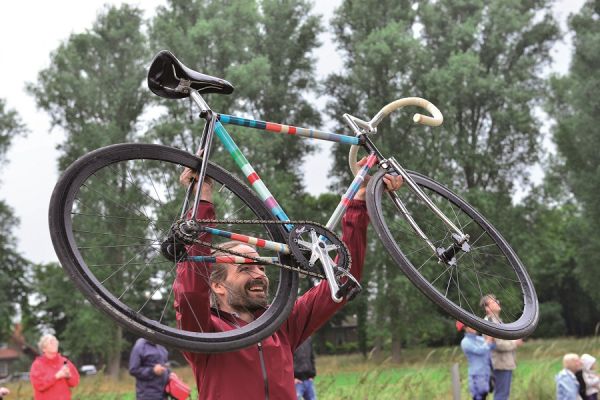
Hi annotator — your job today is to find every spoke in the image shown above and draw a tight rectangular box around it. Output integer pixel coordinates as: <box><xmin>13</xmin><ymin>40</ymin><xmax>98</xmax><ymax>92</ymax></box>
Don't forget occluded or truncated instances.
<box><xmin>431</xmin><ymin>263</ymin><xmax>454</xmax><ymax>286</ymax></box>
<box><xmin>89</xmin><ymin>261</ymin><xmax>170</xmax><ymax>268</ymax></box>
<box><xmin>73</xmin><ymin>229</ymin><xmax>158</xmax><ymax>241</ymax></box>
<box><xmin>159</xmin><ymin>274</ymin><xmax>176</xmax><ymax>325</ymax></box>
<box><xmin>107</xmin><ymin>162</ymin><xmax>166</xmax><ymax>209</ymax></box>
<box><xmin>445</xmin><ymin>267</ymin><xmax>454</xmax><ymax>297</ymax></box>
<box><xmin>79</xmin><ymin>243</ymin><xmax>161</xmax><ymax>249</ymax></box>
<box><xmin>72</xmin><ymin>212</ymin><xmax>173</xmax><ymax>224</ymax></box>
<box><xmin>137</xmin><ymin>264</ymin><xmax>178</xmax><ymax>314</ymax></box>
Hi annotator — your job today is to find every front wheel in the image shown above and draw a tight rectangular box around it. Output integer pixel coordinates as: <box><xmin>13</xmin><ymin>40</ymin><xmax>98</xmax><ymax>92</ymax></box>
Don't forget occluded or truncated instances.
<box><xmin>49</xmin><ymin>143</ymin><xmax>298</xmax><ymax>352</ymax></box>
<box><xmin>366</xmin><ymin>169</ymin><xmax>538</xmax><ymax>339</ymax></box>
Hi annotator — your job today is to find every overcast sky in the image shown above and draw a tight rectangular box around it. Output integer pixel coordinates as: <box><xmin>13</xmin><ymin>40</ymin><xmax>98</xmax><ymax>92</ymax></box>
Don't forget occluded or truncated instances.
<box><xmin>0</xmin><ymin>0</ymin><xmax>584</xmax><ymax>264</ymax></box>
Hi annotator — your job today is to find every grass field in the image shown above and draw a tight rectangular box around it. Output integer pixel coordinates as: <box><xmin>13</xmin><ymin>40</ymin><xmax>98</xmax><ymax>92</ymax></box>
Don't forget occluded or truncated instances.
<box><xmin>3</xmin><ymin>336</ymin><xmax>597</xmax><ymax>399</ymax></box>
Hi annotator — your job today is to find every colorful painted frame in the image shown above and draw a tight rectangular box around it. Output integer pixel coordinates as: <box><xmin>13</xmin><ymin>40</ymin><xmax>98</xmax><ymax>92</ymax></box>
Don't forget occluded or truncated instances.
<box><xmin>187</xmin><ymin>113</ymin><xmax>378</xmax><ymax>264</ymax></box>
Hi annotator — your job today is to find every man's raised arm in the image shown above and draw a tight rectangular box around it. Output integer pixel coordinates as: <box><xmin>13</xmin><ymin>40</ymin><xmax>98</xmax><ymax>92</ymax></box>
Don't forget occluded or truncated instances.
<box><xmin>173</xmin><ymin>170</ymin><xmax>215</xmax><ymax>333</ymax></box>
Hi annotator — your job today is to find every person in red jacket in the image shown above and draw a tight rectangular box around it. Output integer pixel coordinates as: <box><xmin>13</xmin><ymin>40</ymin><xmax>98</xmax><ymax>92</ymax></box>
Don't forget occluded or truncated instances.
<box><xmin>29</xmin><ymin>334</ymin><xmax>80</xmax><ymax>400</ymax></box>
<box><xmin>174</xmin><ymin>161</ymin><xmax>402</xmax><ymax>399</ymax></box>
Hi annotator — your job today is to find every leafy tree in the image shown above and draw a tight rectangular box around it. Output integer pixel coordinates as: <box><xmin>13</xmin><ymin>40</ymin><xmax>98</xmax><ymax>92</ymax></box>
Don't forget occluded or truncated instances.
<box><xmin>547</xmin><ymin>0</ymin><xmax>600</xmax><ymax>307</ymax></box>
<box><xmin>31</xmin><ymin>263</ymin><xmax>118</xmax><ymax>365</ymax></box>
<box><xmin>149</xmin><ymin>0</ymin><xmax>322</xmax><ymax>217</ymax></box>
<box><xmin>29</xmin><ymin>5</ymin><xmax>150</xmax><ymax>376</ymax></box>
<box><xmin>0</xmin><ymin>99</ymin><xmax>29</xmax><ymax>342</ymax></box>
<box><xmin>326</xmin><ymin>0</ymin><xmax>558</xmax><ymax>359</ymax></box>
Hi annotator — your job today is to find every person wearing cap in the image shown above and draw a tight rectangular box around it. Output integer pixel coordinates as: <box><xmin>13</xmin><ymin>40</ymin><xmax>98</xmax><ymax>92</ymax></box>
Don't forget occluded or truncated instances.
<box><xmin>581</xmin><ymin>353</ymin><xmax>600</xmax><ymax>400</ymax></box>
<box><xmin>458</xmin><ymin>321</ymin><xmax>496</xmax><ymax>400</ymax></box>
<box><xmin>556</xmin><ymin>353</ymin><xmax>583</xmax><ymax>400</ymax></box>
<box><xmin>480</xmin><ymin>294</ymin><xmax>523</xmax><ymax>400</ymax></box>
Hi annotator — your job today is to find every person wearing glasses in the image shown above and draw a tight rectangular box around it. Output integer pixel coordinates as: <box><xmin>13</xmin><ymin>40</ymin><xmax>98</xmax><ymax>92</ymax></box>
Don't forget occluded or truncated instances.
<box><xmin>480</xmin><ymin>294</ymin><xmax>523</xmax><ymax>400</ymax></box>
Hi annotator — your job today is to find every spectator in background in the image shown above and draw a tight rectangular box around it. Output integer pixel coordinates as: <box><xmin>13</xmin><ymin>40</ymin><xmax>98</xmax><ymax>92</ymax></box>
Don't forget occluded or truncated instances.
<box><xmin>0</xmin><ymin>387</ymin><xmax>9</xmax><ymax>399</ymax></box>
<box><xmin>458</xmin><ymin>321</ymin><xmax>496</xmax><ymax>400</ymax></box>
<box><xmin>480</xmin><ymin>294</ymin><xmax>523</xmax><ymax>400</ymax></box>
<box><xmin>581</xmin><ymin>354</ymin><xmax>600</xmax><ymax>400</ymax></box>
<box><xmin>29</xmin><ymin>334</ymin><xmax>80</xmax><ymax>400</ymax></box>
<box><xmin>129</xmin><ymin>338</ymin><xmax>170</xmax><ymax>400</ymax></box>
<box><xmin>556</xmin><ymin>353</ymin><xmax>582</xmax><ymax>400</ymax></box>
<box><xmin>576</xmin><ymin>366</ymin><xmax>588</xmax><ymax>400</ymax></box>
<box><xmin>294</xmin><ymin>336</ymin><xmax>317</xmax><ymax>400</ymax></box>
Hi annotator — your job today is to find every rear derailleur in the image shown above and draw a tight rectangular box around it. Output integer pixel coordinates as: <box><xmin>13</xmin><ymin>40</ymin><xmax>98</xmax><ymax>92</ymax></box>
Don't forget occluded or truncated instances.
<box><xmin>160</xmin><ymin>219</ymin><xmax>202</xmax><ymax>262</ymax></box>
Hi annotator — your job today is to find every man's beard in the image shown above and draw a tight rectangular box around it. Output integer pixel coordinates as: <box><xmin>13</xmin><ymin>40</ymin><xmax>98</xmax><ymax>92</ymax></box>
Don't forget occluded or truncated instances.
<box><xmin>226</xmin><ymin>279</ymin><xmax>269</xmax><ymax>313</ymax></box>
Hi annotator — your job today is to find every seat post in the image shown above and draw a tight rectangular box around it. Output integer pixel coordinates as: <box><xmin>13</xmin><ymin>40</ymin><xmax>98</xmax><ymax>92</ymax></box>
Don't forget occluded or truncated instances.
<box><xmin>190</xmin><ymin>90</ymin><xmax>211</xmax><ymax>116</ymax></box>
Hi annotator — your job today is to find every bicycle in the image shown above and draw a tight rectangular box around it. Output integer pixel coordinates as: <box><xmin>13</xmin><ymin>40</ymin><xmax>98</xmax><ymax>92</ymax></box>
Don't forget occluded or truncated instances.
<box><xmin>49</xmin><ymin>50</ymin><xmax>538</xmax><ymax>353</ymax></box>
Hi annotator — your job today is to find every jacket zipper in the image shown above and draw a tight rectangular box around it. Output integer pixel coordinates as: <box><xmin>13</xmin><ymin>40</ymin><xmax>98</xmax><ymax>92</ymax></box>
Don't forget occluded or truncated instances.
<box><xmin>257</xmin><ymin>341</ymin><xmax>269</xmax><ymax>400</ymax></box>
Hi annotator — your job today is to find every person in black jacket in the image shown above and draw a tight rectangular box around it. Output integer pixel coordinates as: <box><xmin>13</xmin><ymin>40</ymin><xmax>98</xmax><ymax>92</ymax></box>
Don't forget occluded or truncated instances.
<box><xmin>294</xmin><ymin>336</ymin><xmax>317</xmax><ymax>400</ymax></box>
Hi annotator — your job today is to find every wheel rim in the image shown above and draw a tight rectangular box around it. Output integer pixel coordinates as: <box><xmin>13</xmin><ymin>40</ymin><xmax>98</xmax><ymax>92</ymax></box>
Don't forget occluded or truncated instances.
<box><xmin>52</xmin><ymin>145</ymin><xmax>297</xmax><ymax>351</ymax></box>
<box><xmin>368</xmin><ymin>170</ymin><xmax>537</xmax><ymax>337</ymax></box>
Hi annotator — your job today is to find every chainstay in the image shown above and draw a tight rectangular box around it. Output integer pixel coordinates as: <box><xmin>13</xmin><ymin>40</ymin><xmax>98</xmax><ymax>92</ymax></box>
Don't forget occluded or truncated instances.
<box><xmin>192</xmin><ymin>239</ymin><xmax>325</xmax><ymax>279</ymax></box>
<box><xmin>191</xmin><ymin>218</ymin><xmax>339</xmax><ymax>279</ymax></box>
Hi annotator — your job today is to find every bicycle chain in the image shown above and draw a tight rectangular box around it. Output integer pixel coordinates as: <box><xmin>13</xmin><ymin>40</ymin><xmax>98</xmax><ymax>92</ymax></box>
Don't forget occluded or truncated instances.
<box><xmin>190</xmin><ymin>218</ymin><xmax>351</xmax><ymax>280</ymax></box>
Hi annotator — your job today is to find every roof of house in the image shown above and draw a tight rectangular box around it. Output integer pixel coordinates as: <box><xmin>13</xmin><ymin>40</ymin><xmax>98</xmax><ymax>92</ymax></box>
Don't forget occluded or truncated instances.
<box><xmin>0</xmin><ymin>347</ymin><xmax>20</xmax><ymax>361</ymax></box>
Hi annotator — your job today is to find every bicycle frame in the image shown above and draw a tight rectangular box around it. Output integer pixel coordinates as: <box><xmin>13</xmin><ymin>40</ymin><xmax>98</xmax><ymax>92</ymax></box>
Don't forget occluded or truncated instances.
<box><xmin>184</xmin><ymin>91</ymin><xmax>470</xmax><ymax>301</ymax></box>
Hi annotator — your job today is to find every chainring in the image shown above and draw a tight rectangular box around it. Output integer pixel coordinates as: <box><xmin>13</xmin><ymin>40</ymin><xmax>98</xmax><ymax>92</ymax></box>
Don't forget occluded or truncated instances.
<box><xmin>287</xmin><ymin>222</ymin><xmax>350</xmax><ymax>275</ymax></box>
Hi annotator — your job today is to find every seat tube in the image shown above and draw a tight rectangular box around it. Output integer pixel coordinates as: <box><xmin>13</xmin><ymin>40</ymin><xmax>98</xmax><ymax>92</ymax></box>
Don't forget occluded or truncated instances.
<box><xmin>184</xmin><ymin>90</ymin><xmax>216</xmax><ymax>220</ymax></box>
<box><xmin>188</xmin><ymin>114</ymin><xmax>216</xmax><ymax>220</ymax></box>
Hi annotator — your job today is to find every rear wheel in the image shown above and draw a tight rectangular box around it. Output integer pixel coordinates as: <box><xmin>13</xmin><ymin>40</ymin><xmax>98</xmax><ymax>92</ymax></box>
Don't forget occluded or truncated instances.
<box><xmin>366</xmin><ymin>169</ymin><xmax>538</xmax><ymax>339</ymax></box>
<box><xmin>49</xmin><ymin>143</ymin><xmax>298</xmax><ymax>352</ymax></box>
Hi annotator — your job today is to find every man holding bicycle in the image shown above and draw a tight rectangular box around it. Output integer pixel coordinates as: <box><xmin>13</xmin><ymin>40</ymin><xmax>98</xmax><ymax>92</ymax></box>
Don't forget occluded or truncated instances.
<box><xmin>174</xmin><ymin>163</ymin><xmax>401</xmax><ymax>399</ymax></box>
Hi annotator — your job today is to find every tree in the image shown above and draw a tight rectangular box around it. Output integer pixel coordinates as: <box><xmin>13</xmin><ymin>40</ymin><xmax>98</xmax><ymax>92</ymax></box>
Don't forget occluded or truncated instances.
<box><xmin>29</xmin><ymin>5</ymin><xmax>150</xmax><ymax>377</ymax></box>
<box><xmin>547</xmin><ymin>0</ymin><xmax>600</xmax><ymax>307</ymax></box>
<box><xmin>149</xmin><ymin>0</ymin><xmax>322</xmax><ymax>217</ymax></box>
<box><xmin>30</xmin><ymin>263</ymin><xmax>119</xmax><ymax>365</ymax></box>
<box><xmin>0</xmin><ymin>99</ymin><xmax>29</xmax><ymax>342</ymax></box>
<box><xmin>326</xmin><ymin>0</ymin><xmax>558</xmax><ymax>360</ymax></box>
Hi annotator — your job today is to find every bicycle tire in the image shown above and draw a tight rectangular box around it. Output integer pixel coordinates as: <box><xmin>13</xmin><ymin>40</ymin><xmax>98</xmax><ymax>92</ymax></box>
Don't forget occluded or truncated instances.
<box><xmin>49</xmin><ymin>143</ymin><xmax>298</xmax><ymax>352</ymax></box>
<box><xmin>366</xmin><ymin>169</ymin><xmax>538</xmax><ymax>339</ymax></box>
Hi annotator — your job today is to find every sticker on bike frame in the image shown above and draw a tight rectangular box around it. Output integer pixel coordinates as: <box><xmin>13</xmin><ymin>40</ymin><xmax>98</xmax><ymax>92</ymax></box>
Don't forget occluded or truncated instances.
<box><xmin>214</xmin><ymin>121</ymin><xmax>291</xmax><ymax>228</ymax></box>
<box><xmin>201</xmin><ymin>226</ymin><xmax>290</xmax><ymax>254</ymax></box>
<box><xmin>218</xmin><ymin>114</ymin><xmax>360</xmax><ymax>145</ymax></box>
<box><xmin>325</xmin><ymin>153</ymin><xmax>378</xmax><ymax>229</ymax></box>
<box><xmin>187</xmin><ymin>256</ymin><xmax>280</xmax><ymax>264</ymax></box>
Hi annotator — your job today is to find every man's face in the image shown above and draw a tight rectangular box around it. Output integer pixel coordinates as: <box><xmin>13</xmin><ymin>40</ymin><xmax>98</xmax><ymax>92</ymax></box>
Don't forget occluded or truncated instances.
<box><xmin>485</xmin><ymin>296</ymin><xmax>501</xmax><ymax>315</ymax></box>
<box><xmin>217</xmin><ymin>245</ymin><xmax>270</xmax><ymax>313</ymax></box>
<box><xmin>43</xmin><ymin>337</ymin><xmax>59</xmax><ymax>358</ymax></box>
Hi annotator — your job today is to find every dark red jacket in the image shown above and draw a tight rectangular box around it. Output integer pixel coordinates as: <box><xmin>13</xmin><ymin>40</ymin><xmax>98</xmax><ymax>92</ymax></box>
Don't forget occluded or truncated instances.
<box><xmin>29</xmin><ymin>353</ymin><xmax>79</xmax><ymax>400</ymax></box>
<box><xmin>174</xmin><ymin>200</ymin><xmax>369</xmax><ymax>400</ymax></box>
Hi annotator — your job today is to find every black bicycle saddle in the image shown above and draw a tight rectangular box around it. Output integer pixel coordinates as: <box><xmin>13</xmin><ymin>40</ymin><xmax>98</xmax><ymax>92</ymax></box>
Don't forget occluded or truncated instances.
<box><xmin>148</xmin><ymin>50</ymin><xmax>234</xmax><ymax>99</ymax></box>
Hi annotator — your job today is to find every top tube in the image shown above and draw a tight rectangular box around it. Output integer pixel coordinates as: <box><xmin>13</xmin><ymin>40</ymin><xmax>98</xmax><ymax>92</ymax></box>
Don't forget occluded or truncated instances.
<box><xmin>218</xmin><ymin>114</ymin><xmax>360</xmax><ymax>146</ymax></box>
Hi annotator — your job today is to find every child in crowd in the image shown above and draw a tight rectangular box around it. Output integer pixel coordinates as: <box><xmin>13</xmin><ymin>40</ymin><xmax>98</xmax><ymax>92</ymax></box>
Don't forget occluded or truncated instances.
<box><xmin>556</xmin><ymin>353</ymin><xmax>583</xmax><ymax>400</ymax></box>
<box><xmin>581</xmin><ymin>354</ymin><xmax>600</xmax><ymax>400</ymax></box>
<box><xmin>458</xmin><ymin>321</ymin><xmax>495</xmax><ymax>400</ymax></box>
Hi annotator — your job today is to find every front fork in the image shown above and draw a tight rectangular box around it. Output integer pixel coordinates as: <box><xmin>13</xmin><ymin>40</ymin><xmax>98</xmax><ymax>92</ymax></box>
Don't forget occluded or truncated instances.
<box><xmin>379</xmin><ymin>157</ymin><xmax>471</xmax><ymax>265</ymax></box>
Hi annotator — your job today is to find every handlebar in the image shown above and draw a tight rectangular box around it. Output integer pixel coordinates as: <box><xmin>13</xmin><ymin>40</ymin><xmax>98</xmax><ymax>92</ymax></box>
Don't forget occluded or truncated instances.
<box><xmin>348</xmin><ymin>97</ymin><xmax>443</xmax><ymax>176</ymax></box>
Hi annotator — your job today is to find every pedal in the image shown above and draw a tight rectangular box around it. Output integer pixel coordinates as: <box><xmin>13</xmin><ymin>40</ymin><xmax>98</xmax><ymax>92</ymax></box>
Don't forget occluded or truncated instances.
<box><xmin>335</xmin><ymin>280</ymin><xmax>362</xmax><ymax>302</ymax></box>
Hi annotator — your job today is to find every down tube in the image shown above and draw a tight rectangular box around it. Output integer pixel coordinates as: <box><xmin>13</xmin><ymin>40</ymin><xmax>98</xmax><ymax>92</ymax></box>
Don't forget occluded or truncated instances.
<box><xmin>325</xmin><ymin>153</ymin><xmax>378</xmax><ymax>230</ymax></box>
<box><xmin>213</xmin><ymin>121</ymin><xmax>292</xmax><ymax>229</ymax></box>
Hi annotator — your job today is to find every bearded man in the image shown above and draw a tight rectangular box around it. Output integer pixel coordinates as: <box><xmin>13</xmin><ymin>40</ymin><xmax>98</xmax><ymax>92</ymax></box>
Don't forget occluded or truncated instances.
<box><xmin>174</xmin><ymin>165</ymin><xmax>401</xmax><ymax>400</ymax></box>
